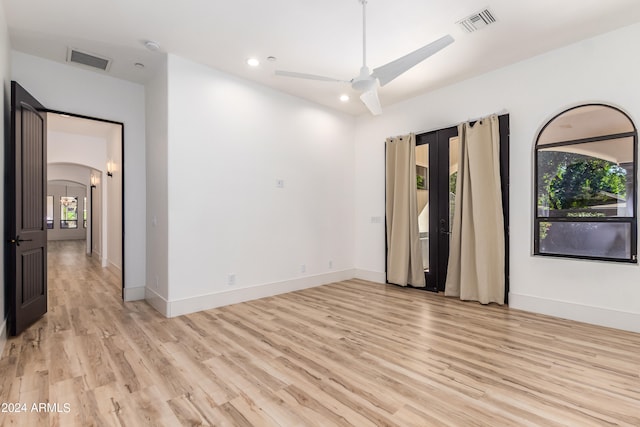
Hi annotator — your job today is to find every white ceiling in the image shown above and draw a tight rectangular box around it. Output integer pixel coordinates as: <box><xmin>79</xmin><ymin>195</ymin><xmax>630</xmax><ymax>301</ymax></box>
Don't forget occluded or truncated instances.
<box><xmin>4</xmin><ymin>0</ymin><xmax>640</xmax><ymax>115</ymax></box>
<box><xmin>48</xmin><ymin>112</ymin><xmax>121</xmax><ymax>138</ymax></box>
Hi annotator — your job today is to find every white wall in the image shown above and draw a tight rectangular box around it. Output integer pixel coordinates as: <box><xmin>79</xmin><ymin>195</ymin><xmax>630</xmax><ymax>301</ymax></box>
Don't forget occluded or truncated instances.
<box><xmin>107</xmin><ymin>125</ymin><xmax>122</xmax><ymax>272</ymax></box>
<box><xmin>145</xmin><ymin>54</ymin><xmax>169</xmax><ymax>303</ymax></box>
<box><xmin>48</xmin><ymin>164</ymin><xmax>91</xmax><ymax>186</ymax></box>
<box><xmin>12</xmin><ymin>51</ymin><xmax>146</xmax><ymax>298</ymax></box>
<box><xmin>147</xmin><ymin>54</ymin><xmax>356</xmax><ymax>316</ymax></box>
<box><xmin>0</xmin><ymin>1</ymin><xmax>10</xmax><ymax>354</ymax></box>
<box><xmin>354</xmin><ymin>22</ymin><xmax>640</xmax><ymax>333</ymax></box>
<box><xmin>48</xmin><ymin>130</ymin><xmax>107</xmax><ymax>170</ymax></box>
<box><xmin>92</xmin><ymin>176</ymin><xmax>103</xmax><ymax>260</ymax></box>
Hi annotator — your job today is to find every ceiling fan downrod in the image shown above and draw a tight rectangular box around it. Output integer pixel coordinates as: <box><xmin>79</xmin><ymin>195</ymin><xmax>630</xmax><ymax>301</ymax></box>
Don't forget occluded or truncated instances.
<box><xmin>360</xmin><ymin>0</ymin><xmax>368</xmax><ymax>68</ymax></box>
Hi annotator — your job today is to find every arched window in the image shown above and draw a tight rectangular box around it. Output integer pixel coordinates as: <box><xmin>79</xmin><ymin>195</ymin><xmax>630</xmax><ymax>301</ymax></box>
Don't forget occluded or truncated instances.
<box><xmin>534</xmin><ymin>104</ymin><xmax>637</xmax><ymax>262</ymax></box>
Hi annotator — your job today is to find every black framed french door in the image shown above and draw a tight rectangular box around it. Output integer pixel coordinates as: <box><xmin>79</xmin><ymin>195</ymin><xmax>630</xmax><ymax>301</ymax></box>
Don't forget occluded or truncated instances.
<box><xmin>413</xmin><ymin>115</ymin><xmax>510</xmax><ymax>297</ymax></box>
<box><xmin>415</xmin><ymin>126</ymin><xmax>459</xmax><ymax>291</ymax></box>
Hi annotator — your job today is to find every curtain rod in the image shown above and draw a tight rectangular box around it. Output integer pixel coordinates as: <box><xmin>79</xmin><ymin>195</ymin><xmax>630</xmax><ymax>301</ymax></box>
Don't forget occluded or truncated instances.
<box><xmin>415</xmin><ymin>109</ymin><xmax>509</xmax><ymax>137</ymax></box>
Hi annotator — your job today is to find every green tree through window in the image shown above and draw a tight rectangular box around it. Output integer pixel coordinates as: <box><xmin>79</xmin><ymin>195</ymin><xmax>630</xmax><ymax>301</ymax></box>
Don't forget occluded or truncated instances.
<box><xmin>543</xmin><ymin>155</ymin><xmax>626</xmax><ymax>211</ymax></box>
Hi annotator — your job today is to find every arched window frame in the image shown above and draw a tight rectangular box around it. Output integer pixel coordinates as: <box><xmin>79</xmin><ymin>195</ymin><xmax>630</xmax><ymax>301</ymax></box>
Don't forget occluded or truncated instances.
<box><xmin>534</xmin><ymin>103</ymin><xmax>638</xmax><ymax>263</ymax></box>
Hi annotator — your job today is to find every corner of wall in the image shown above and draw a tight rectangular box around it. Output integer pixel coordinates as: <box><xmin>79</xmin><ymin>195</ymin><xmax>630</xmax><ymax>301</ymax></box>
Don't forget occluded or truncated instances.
<box><xmin>145</xmin><ymin>287</ymin><xmax>169</xmax><ymax>317</ymax></box>
<box><xmin>354</xmin><ymin>269</ymin><xmax>386</xmax><ymax>284</ymax></box>
<box><xmin>144</xmin><ymin>53</ymin><xmax>169</xmax><ymax>302</ymax></box>
<box><xmin>123</xmin><ymin>286</ymin><xmax>145</xmax><ymax>302</ymax></box>
<box><xmin>0</xmin><ymin>0</ymin><xmax>11</xmax><ymax>358</ymax></box>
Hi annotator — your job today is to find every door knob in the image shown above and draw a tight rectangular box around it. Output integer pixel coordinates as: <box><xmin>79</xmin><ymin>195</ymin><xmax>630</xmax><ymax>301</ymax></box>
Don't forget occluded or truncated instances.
<box><xmin>9</xmin><ymin>235</ymin><xmax>33</xmax><ymax>246</ymax></box>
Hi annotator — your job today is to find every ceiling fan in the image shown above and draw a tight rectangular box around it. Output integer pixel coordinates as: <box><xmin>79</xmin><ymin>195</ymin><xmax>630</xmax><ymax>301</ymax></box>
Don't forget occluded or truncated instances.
<box><xmin>275</xmin><ymin>0</ymin><xmax>454</xmax><ymax>115</ymax></box>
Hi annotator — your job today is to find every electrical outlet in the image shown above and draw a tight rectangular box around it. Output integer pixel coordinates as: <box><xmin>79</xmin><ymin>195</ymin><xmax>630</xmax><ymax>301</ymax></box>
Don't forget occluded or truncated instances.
<box><xmin>371</xmin><ymin>216</ymin><xmax>383</xmax><ymax>224</ymax></box>
<box><xmin>300</xmin><ymin>264</ymin><xmax>306</xmax><ymax>273</ymax></box>
<box><xmin>329</xmin><ymin>260</ymin><xmax>333</xmax><ymax>269</ymax></box>
<box><xmin>276</xmin><ymin>179</ymin><xmax>284</xmax><ymax>188</ymax></box>
<box><xmin>227</xmin><ymin>274</ymin><xmax>236</xmax><ymax>286</ymax></box>
<box><xmin>155</xmin><ymin>276</ymin><xmax>159</xmax><ymax>289</ymax></box>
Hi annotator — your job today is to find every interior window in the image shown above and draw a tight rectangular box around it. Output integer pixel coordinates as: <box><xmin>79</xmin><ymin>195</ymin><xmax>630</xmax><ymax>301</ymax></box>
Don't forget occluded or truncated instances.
<box><xmin>534</xmin><ymin>104</ymin><xmax>637</xmax><ymax>262</ymax></box>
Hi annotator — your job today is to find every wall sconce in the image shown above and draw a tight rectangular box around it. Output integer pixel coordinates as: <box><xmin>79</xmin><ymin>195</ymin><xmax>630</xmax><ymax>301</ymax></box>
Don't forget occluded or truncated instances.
<box><xmin>90</xmin><ymin>174</ymin><xmax>97</xmax><ymax>188</ymax></box>
<box><xmin>107</xmin><ymin>160</ymin><xmax>114</xmax><ymax>177</ymax></box>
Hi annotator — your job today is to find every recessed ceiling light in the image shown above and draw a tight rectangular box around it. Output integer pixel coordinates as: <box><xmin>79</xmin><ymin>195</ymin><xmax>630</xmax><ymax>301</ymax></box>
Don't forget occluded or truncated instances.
<box><xmin>144</xmin><ymin>40</ymin><xmax>160</xmax><ymax>51</ymax></box>
<box><xmin>134</xmin><ymin>62</ymin><xmax>145</xmax><ymax>69</ymax></box>
<box><xmin>267</xmin><ymin>56</ymin><xmax>277</xmax><ymax>62</ymax></box>
<box><xmin>340</xmin><ymin>94</ymin><xmax>350</xmax><ymax>102</ymax></box>
<box><xmin>247</xmin><ymin>58</ymin><xmax>260</xmax><ymax>67</ymax></box>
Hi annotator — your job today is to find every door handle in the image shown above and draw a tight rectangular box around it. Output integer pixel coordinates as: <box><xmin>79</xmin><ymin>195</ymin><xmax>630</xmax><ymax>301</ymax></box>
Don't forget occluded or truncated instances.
<box><xmin>439</xmin><ymin>219</ymin><xmax>451</xmax><ymax>235</ymax></box>
<box><xmin>10</xmin><ymin>235</ymin><xmax>33</xmax><ymax>246</ymax></box>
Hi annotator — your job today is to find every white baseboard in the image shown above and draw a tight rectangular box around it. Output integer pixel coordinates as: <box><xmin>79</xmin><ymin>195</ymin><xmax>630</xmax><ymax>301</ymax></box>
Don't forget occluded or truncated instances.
<box><xmin>159</xmin><ymin>269</ymin><xmax>355</xmax><ymax>318</ymax></box>
<box><xmin>145</xmin><ymin>287</ymin><xmax>169</xmax><ymax>317</ymax></box>
<box><xmin>123</xmin><ymin>286</ymin><xmax>145</xmax><ymax>301</ymax></box>
<box><xmin>0</xmin><ymin>318</ymin><xmax>7</xmax><ymax>358</ymax></box>
<box><xmin>108</xmin><ymin>260</ymin><xmax>122</xmax><ymax>274</ymax></box>
<box><xmin>509</xmin><ymin>293</ymin><xmax>640</xmax><ymax>334</ymax></box>
<box><xmin>354</xmin><ymin>269</ymin><xmax>386</xmax><ymax>284</ymax></box>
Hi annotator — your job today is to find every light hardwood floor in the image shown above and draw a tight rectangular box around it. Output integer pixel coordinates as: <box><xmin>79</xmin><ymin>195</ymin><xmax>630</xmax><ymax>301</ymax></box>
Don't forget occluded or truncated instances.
<box><xmin>1</xmin><ymin>240</ymin><xmax>639</xmax><ymax>426</ymax></box>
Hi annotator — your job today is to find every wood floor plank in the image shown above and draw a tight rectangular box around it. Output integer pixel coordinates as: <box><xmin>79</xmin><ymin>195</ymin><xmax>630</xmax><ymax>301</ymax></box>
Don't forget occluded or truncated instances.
<box><xmin>126</xmin><ymin>385</ymin><xmax>183</xmax><ymax>426</ymax></box>
<box><xmin>1</xmin><ymin>241</ymin><xmax>639</xmax><ymax>426</ymax></box>
<box><xmin>226</xmin><ymin>393</ymin><xmax>280</xmax><ymax>427</ymax></box>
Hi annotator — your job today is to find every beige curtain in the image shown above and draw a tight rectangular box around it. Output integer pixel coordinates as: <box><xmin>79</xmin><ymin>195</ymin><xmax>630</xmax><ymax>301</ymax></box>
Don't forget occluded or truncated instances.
<box><xmin>445</xmin><ymin>115</ymin><xmax>504</xmax><ymax>304</ymax></box>
<box><xmin>386</xmin><ymin>133</ymin><xmax>425</xmax><ymax>287</ymax></box>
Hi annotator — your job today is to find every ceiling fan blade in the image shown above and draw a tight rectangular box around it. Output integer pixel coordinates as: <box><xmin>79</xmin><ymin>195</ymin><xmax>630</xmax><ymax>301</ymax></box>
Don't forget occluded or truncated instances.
<box><xmin>360</xmin><ymin>87</ymin><xmax>382</xmax><ymax>116</ymax></box>
<box><xmin>372</xmin><ymin>34</ymin><xmax>454</xmax><ymax>87</ymax></box>
<box><xmin>275</xmin><ymin>70</ymin><xmax>349</xmax><ymax>83</ymax></box>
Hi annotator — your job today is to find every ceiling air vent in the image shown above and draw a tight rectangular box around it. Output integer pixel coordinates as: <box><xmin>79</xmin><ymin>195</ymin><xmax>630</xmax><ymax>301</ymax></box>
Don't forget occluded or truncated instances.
<box><xmin>457</xmin><ymin>8</ymin><xmax>497</xmax><ymax>33</ymax></box>
<box><xmin>66</xmin><ymin>48</ymin><xmax>112</xmax><ymax>71</ymax></box>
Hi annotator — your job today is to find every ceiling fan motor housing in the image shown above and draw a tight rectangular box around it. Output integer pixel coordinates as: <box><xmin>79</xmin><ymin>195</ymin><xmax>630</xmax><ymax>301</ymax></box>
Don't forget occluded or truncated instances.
<box><xmin>352</xmin><ymin>66</ymin><xmax>376</xmax><ymax>92</ymax></box>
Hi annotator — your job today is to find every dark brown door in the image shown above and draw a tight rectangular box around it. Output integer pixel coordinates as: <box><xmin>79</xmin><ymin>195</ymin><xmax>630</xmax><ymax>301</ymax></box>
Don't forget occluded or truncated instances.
<box><xmin>7</xmin><ymin>81</ymin><xmax>48</xmax><ymax>336</ymax></box>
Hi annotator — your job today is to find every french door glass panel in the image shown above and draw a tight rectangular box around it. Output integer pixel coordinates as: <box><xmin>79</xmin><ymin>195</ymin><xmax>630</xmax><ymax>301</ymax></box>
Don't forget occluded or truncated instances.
<box><xmin>416</xmin><ymin>127</ymin><xmax>458</xmax><ymax>291</ymax></box>
<box><xmin>416</xmin><ymin>144</ymin><xmax>429</xmax><ymax>271</ymax></box>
